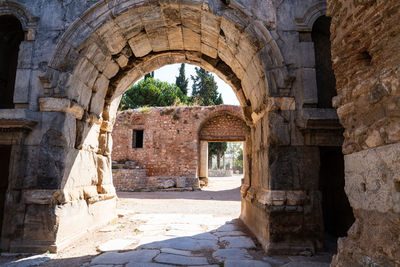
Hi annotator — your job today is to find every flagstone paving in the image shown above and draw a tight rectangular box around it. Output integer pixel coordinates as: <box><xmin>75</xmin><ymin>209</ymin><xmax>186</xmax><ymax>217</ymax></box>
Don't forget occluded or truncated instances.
<box><xmin>1</xmin><ymin>176</ymin><xmax>332</xmax><ymax>266</ymax></box>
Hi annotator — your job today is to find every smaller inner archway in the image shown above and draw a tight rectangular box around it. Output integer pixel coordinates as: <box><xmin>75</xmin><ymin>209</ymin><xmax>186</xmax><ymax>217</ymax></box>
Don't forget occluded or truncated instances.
<box><xmin>312</xmin><ymin>15</ymin><xmax>336</xmax><ymax>108</ymax></box>
<box><xmin>0</xmin><ymin>15</ymin><xmax>24</xmax><ymax>109</ymax></box>
<box><xmin>198</xmin><ymin>112</ymin><xmax>248</xmax><ymax>184</ymax></box>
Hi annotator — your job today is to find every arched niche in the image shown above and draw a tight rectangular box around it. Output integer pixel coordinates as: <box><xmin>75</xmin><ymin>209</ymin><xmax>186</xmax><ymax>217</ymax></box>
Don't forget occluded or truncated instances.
<box><xmin>0</xmin><ymin>2</ymin><xmax>38</xmax><ymax>108</ymax></box>
<box><xmin>312</xmin><ymin>16</ymin><xmax>336</xmax><ymax>108</ymax></box>
<box><xmin>0</xmin><ymin>15</ymin><xmax>24</xmax><ymax>108</ymax></box>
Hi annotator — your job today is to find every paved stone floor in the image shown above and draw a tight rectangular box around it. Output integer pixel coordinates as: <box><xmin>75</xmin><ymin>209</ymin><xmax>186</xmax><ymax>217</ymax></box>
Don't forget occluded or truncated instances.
<box><xmin>0</xmin><ymin>176</ymin><xmax>332</xmax><ymax>266</ymax></box>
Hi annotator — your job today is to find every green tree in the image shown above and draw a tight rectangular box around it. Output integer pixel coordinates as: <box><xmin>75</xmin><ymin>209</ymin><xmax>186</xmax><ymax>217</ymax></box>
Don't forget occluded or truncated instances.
<box><xmin>175</xmin><ymin>64</ymin><xmax>189</xmax><ymax>96</ymax></box>
<box><xmin>209</xmin><ymin>142</ymin><xmax>227</xmax><ymax>169</ymax></box>
<box><xmin>191</xmin><ymin>67</ymin><xmax>223</xmax><ymax>106</ymax></box>
<box><xmin>234</xmin><ymin>147</ymin><xmax>243</xmax><ymax>171</ymax></box>
<box><xmin>144</xmin><ymin>71</ymin><xmax>154</xmax><ymax>79</ymax></box>
<box><xmin>190</xmin><ymin>67</ymin><xmax>225</xmax><ymax>168</ymax></box>
<box><xmin>119</xmin><ymin>78</ymin><xmax>186</xmax><ymax>110</ymax></box>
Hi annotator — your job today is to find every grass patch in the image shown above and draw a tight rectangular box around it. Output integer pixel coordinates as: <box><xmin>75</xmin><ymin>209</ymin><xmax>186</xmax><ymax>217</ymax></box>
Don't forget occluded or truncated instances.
<box><xmin>138</xmin><ymin>106</ymin><xmax>151</xmax><ymax>114</ymax></box>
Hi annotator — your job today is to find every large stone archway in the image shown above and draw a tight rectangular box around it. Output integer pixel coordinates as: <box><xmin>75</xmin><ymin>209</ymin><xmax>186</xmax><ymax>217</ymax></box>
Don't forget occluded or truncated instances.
<box><xmin>3</xmin><ymin>1</ymin><xmax>398</xmax><ymax>266</ymax></box>
<box><xmin>1</xmin><ymin>0</ymin><xmax>337</xmax><ymax>255</ymax></box>
<box><xmin>14</xmin><ymin>0</ymin><xmax>298</xmax><ymax>253</ymax></box>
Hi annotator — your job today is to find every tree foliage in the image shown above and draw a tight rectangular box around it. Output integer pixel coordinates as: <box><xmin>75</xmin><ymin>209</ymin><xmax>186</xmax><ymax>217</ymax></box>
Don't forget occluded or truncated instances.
<box><xmin>175</xmin><ymin>64</ymin><xmax>189</xmax><ymax>96</ymax></box>
<box><xmin>144</xmin><ymin>71</ymin><xmax>154</xmax><ymax>79</ymax></box>
<box><xmin>209</xmin><ymin>142</ymin><xmax>227</xmax><ymax>169</ymax></box>
<box><xmin>191</xmin><ymin>67</ymin><xmax>223</xmax><ymax>106</ymax></box>
<box><xmin>119</xmin><ymin>77</ymin><xmax>186</xmax><ymax>110</ymax></box>
<box><xmin>235</xmin><ymin>147</ymin><xmax>243</xmax><ymax>169</ymax></box>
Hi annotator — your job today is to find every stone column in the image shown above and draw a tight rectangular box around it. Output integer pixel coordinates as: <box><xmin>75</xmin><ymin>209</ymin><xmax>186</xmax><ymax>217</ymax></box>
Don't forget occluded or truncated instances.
<box><xmin>241</xmin><ymin>110</ymin><xmax>324</xmax><ymax>255</ymax></box>
<box><xmin>199</xmin><ymin>140</ymin><xmax>208</xmax><ymax>179</ymax></box>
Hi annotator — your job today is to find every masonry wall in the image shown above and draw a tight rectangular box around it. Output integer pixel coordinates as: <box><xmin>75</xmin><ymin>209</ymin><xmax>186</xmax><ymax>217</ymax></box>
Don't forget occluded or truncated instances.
<box><xmin>0</xmin><ymin>0</ymin><xmax>385</xmax><ymax>258</ymax></box>
<box><xmin>112</xmin><ymin>105</ymin><xmax>247</xmax><ymax>190</ymax></box>
<box><xmin>327</xmin><ymin>0</ymin><xmax>400</xmax><ymax>266</ymax></box>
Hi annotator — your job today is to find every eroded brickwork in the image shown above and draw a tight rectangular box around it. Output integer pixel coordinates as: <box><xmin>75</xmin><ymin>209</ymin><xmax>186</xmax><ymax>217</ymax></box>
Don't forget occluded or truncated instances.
<box><xmin>329</xmin><ymin>0</ymin><xmax>400</xmax><ymax>155</ymax></box>
<box><xmin>199</xmin><ymin>113</ymin><xmax>248</xmax><ymax>141</ymax></box>
<box><xmin>112</xmin><ymin>105</ymin><xmax>247</xmax><ymax>190</ymax></box>
<box><xmin>328</xmin><ymin>0</ymin><xmax>400</xmax><ymax>265</ymax></box>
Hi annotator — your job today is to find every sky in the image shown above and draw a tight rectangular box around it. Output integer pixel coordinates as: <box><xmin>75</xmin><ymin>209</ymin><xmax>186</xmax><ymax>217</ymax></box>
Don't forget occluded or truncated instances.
<box><xmin>137</xmin><ymin>64</ymin><xmax>240</xmax><ymax>105</ymax></box>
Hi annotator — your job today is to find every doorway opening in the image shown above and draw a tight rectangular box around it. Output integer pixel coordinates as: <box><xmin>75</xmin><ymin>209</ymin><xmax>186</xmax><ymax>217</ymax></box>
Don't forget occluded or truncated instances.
<box><xmin>0</xmin><ymin>145</ymin><xmax>11</xmax><ymax>239</ymax></box>
<box><xmin>319</xmin><ymin>147</ymin><xmax>355</xmax><ymax>252</ymax></box>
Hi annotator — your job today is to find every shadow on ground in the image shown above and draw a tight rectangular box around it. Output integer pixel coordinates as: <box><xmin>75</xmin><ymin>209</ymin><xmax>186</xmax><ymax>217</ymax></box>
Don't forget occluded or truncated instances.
<box><xmin>2</xmin><ymin>219</ymin><xmax>332</xmax><ymax>267</ymax></box>
<box><xmin>117</xmin><ymin>186</ymin><xmax>242</xmax><ymax>202</ymax></box>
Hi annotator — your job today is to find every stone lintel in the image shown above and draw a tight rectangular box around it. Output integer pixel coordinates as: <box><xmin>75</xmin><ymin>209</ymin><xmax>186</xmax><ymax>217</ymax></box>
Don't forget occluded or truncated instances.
<box><xmin>0</xmin><ymin>109</ymin><xmax>39</xmax><ymax>131</ymax></box>
<box><xmin>296</xmin><ymin>108</ymin><xmax>342</xmax><ymax>131</ymax></box>
<box><xmin>39</xmin><ymin>97</ymin><xmax>84</xmax><ymax>120</ymax></box>
<box><xmin>199</xmin><ymin>135</ymin><xmax>246</xmax><ymax>142</ymax></box>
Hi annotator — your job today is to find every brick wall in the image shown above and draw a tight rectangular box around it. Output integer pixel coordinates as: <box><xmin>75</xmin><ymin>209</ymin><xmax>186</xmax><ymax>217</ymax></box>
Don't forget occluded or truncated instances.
<box><xmin>200</xmin><ymin>113</ymin><xmax>247</xmax><ymax>141</ymax></box>
<box><xmin>328</xmin><ymin>0</ymin><xmax>400</xmax><ymax>154</ymax></box>
<box><xmin>328</xmin><ymin>1</ymin><xmax>400</xmax><ymax>265</ymax></box>
<box><xmin>112</xmin><ymin>105</ymin><xmax>247</xmax><ymax>179</ymax></box>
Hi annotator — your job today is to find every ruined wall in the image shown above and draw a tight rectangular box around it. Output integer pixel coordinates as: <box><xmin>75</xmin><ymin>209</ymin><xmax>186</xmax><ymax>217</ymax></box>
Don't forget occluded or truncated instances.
<box><xmin>112</xmin><ymin>105</ymin><xmax>246</xmax><ymax>191</ymax></box>
<box><xmin>0</xmin><ymin>0</ymin><xmax>367</xmax><ymax>258</ymax></box>
<box><xmin>327</xmin><ymin>0</ymin><xmax>400</xmax><ymax>266</ymax></box>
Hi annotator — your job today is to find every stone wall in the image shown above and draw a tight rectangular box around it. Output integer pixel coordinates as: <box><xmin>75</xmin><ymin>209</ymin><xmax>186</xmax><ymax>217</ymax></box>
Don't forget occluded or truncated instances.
<box><xmin>327</xmin><ymin>0</ymin><xmax>400</xmax><ymax>265</ymax></box>
<box><xmin>0</xmin><ymin>0</ymin><xmax>391</xmax><ymax>261</ymax></box>
<box><xmin>112</xmin><ymin>105</ymin><xmax>247</xmax><ymax>190</ymax></box>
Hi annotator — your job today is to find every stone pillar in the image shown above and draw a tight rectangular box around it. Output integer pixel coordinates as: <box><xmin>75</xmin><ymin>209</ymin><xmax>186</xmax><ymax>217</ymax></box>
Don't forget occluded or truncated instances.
<box><xmin>241</xmin><ymin>110</ymin><xmax>324</xmax><ymax>255</ymax></box>
<box><xmin>1</xmin><ymin>109</ymin><xmax>117</xmax><ymax>253</ymax></box>
<box><xmin>199</xmin><ymin>140</ymin><xmax>208</xmax><ymax>179</ymax></box>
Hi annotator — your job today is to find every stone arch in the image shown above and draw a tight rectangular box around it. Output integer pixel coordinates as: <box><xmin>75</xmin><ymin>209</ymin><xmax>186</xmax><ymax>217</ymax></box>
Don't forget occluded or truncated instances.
<box><xmin>23</xmin><ymin>0</ymin><xmax>305</xmax><ymax>254</ymax></box>
<box><xmin>295</xmin><ymin>1</ymin><xmax>330</xmax><ymax>108</ymax></box>
<box><xmin>199</xmin><ymin>108</ymin><xmax>247</xmax><ymax>142</ymax></box>
<box><xmin>0</xmin><ymin>1</ymin><xmax>38</xmax><ymax>107</ymax></box>
<box><xmin>35</xmin><ymin>0</ymin><xmax>294</xmax><ymax>251</ymax></box>
<box><xmin>311</xmin><ymin>15</ymin><xmax>336</xmax><ymax>108</ymax></box>
<box><xmin>197</xmin><ymin>106</ymin><xmax>248</xmax><ymax>182</ymax></box>
<box><xmin>0</xmin><ymin>1</ymin><xmax>38</xmax><ymax>36</ymax></box>
<box><xmin>0</xmin><ymin>15</ymin><xmax>24</xmax><ymax>109</ymax></box>
<box><xmin>42</xmin><ymin>0</ymin><xmax>292</xmax><ymax>122</ymax></box>
<box><xmin>295</xmin><ymin>1</ymin><xmax>327</xmax><ymax>32</ymax></box>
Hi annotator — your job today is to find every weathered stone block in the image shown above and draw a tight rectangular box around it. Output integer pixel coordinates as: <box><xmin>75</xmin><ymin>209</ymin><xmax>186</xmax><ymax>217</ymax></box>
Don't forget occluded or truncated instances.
<box><xmin>345</xmin><ymin>143</ymin><xmax>400</xmax><ymax>213</ymax></box>
<box><xmin>128</xmin><ymin>33</ymin><xmax>153</xmax><ymax>58</ymax></box>
<box><xmin>39</xmin><ymin>98</ymin><xmax>84</xmax><ymax>120</ymax></box>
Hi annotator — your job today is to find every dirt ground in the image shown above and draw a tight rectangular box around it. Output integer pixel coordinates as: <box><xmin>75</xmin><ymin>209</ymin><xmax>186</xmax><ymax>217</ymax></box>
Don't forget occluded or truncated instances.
<box><xmin>0</xmin><ymin>176</ymin><xmax>243</xmax><ymax>266</ymax></box>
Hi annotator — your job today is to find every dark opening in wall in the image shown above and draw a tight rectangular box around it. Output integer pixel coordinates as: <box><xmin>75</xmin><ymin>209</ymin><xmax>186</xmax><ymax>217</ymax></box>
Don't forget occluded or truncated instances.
<box><xmin>312</xmin><ymin>16</ymin><xmax>337</xmax><ymax>108</ymax></box>
<box><xmin>319</xmin><ymin>147</ymin><xmax>355</xmax><ymax>252</ymax></box>
<box><xmin>132</xmin><ymin>130</ymin><xmax>144</xmax><ymax>148</ymax></box>
<box><xmin>0</xmin><ymin>16</ymin><xmax>24</xmax><ymax>109</ymax></box>
<box><xmin>359</xmin><ymin>50</ymin><xmax>372</xmax><ymax>66</ymax></box>
<box><xmin>0</xmin><ymin>145</ymin><xmax>11</xmax><ymax>239</ymax></box>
